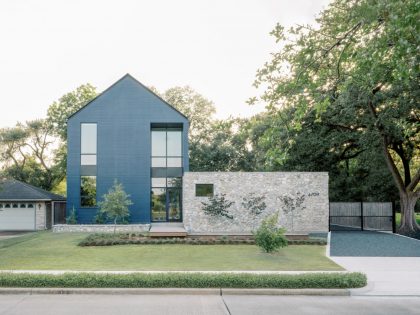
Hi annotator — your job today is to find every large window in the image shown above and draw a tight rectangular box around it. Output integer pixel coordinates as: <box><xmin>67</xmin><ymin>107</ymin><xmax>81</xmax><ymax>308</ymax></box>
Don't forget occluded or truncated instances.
<box><xmin>80</xmin><ymin>176</ymin><xmax>97</xmax><ymax>207</ymax></box>
<box><xmin>81</xmin><ymin>123</ymin><xmax>97</xmax><ymax>207</ymax></box>
<box><xmin>151</xmin><ymin>126</ymin><xmax>183</xmax><ymax>222</ymax></box>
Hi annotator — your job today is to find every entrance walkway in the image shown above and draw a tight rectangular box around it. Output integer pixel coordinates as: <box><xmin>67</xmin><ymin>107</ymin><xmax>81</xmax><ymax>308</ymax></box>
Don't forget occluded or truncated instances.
<box><xmin>330</xmin><ymin>231</ymin><xmax>420</xmax><ymax>257</ymax></box>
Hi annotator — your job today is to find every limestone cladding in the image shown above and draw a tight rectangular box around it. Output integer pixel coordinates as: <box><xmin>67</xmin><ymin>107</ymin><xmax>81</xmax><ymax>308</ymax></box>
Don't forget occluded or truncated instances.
<box><xmin>35</xmin><ymin>202</ymin><xmax>46</xmax><ymax>230</ymax></box>
<box><xmin>183</xmin><ymin>172</ymin><xmax>329</xmax><ymax>234</ymax></box>
<box><xmin>53</xmin><ymin>224</ymin><xmax>151</xmax><ymax>233</ymax></box>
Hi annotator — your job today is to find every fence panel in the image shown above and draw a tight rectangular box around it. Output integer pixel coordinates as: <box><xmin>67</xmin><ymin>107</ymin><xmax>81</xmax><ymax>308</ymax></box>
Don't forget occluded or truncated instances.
<box><xmin>329</xmin><ymin>203</ymin><xmax>362</xmax><ymax>231</ymax></box>
<box><xmin>329</xmin><ymin>202</ymin><xmax>394</xmax><ymax>232</ymax></box>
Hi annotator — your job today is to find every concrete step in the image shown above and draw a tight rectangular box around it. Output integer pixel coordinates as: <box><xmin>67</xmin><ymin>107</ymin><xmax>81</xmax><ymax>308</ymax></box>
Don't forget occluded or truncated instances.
<box><xmin>149</xmin><ymin>223</ymin><xmax>187</xmax><ymax>237</ymax></box>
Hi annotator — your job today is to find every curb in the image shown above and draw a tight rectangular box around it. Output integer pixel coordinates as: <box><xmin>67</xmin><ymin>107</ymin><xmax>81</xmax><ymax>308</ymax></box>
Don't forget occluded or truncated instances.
<box><xmin>0</xmin><ymin>287</ymin><xmax>350</xmax><ymax>296</ymax></box>
<box><xmin>222</xmin><ymin>288</ymin><xmax>350</xmax><ymax>296</ymax></box>
<box><xmin>0</xmin><ymin>288</ymin><xmax>220</xmax><ymax>295</ymax></box>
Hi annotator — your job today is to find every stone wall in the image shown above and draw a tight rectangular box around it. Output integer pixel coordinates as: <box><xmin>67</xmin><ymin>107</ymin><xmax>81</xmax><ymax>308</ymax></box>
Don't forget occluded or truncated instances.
<box><xmin>35</xmin><ymin>202</ymin><xmax>46</xmax><ymax>230</ymax></box>
<box><xmin>53</xmin><ymin>224</ymin><xmax>150</xmax><ymax>233</ymax></box>
<box><xmin>183</xmin><ymin>172</ymin><xmax>329</xmax><ymax>235</ymax></box>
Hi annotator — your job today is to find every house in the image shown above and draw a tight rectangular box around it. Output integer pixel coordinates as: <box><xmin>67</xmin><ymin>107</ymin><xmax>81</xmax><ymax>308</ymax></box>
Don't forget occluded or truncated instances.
<box><xmin>65</xmin><ymin>74</ymin><xmax>329</xmax><ymax>235</ymax></box>
<box><xmin>66</xmin><ymin>74</ymin><xmax>189</xmax><ymax>225</ymax></box>
<box><xmin>0</xmin><ymin>179</ymin><xmax>66</xmax><ymax>231</ymax></box>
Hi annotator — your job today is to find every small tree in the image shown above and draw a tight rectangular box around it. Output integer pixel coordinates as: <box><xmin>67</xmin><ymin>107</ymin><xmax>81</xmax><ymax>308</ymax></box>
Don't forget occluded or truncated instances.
<box><xmin>253</xmin><ymin>213</ymin><xmax>288</xmax><ymax>253</ymax></box>
<box><xmin>98</xmin><ymin>180</ymin><xmax>132</xmax><ymax>234</ymax></box>
<box><xmin>278</xmin><ymin>192</ymin><xmax>305</xmax><ymax>232</ymax></box>
<box><xmin>201</xmin><ymin>193</ymin><xmax>235</xmax><ymax>220</ymax></box>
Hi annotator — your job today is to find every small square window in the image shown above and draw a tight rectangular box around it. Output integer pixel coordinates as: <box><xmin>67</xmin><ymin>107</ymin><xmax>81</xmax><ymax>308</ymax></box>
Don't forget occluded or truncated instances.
<box><xmin>12</xmin><ymin>203</ymin><xmax>18</xmax><ymax>208</ymax></box>
<box><xmin>27</xmin><ymin>203</ymin><xmax>34</xmax><ymax>208</ymax></box>
<box><xmin>5</xmin><ymin>204</ymin><xmax>11</xmax><ymax>208</ymax></box>
<box><xmin>20</xmin><ymin>204</ymin><xmax>26</xmax><ymax>208</ymax></box>
<box><xmin>195</xmin><ymin>184</ymin><xmax>214</xmax><ymax>197</ymax></box>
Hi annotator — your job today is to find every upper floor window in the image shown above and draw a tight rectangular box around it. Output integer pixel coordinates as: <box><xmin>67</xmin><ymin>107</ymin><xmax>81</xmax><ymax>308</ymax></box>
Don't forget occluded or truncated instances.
<box><xmin>81</xmin><ymin>123</ymin><xmax>97</xmax><ymax>207</ymax></box>
<box><xmin>81</xmin><ymin>123</ymin><xmax>97</xmax><ymax>154</ymax></box>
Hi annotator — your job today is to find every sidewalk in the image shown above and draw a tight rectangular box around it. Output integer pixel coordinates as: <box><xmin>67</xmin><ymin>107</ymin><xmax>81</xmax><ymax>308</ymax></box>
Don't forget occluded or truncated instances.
<box><xmin>330</xmin><ymin>257</ymin><xmax>420</xmax><ymax>296</ymax></box>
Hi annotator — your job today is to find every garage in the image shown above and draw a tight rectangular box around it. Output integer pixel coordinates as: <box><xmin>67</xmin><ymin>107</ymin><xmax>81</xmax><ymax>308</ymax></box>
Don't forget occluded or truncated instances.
<box><xmin>0</xmin><ymin>179</ymin><xmax>66</xmax><ymax>231</ymax></box>
<box><xmin>0</xmin><ymin>203</ymin><xmax>36</xmax><ymax>231</ymax></box>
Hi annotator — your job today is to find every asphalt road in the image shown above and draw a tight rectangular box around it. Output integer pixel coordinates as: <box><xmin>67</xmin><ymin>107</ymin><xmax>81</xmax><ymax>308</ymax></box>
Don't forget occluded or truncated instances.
<box><xmin>1</xmin><ymin>294</ymin><xmax>420</xmax><ymax>315</ymax></box>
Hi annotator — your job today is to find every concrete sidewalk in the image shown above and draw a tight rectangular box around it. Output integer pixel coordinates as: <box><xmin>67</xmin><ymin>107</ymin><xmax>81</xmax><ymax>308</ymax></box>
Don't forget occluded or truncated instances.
<box><xmin>0</xmin><ymin>288</ymin><xmax>350</xmax><ymax>296</ymax></box>
<box><xmin>331</xmin><ymin>257</ymin><xmax>420</xmax><ymax>296</ymax></box>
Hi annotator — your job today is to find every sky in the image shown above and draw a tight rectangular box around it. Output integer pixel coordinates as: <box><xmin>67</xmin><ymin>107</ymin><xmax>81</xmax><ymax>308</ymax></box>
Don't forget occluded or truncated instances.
<box><xmin>0</xmin><ymin>0</ymin><xmax>331</xmax><ymax>128</ymax></box>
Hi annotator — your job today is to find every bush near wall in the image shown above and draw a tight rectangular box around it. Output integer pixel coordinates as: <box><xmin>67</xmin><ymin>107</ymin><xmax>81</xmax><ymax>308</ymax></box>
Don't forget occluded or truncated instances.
<box><xmin>0</xmin><ymin>272</ymin><xmax>366</xmax><ymax>289</ymax></box>
<box><xmin>78</xmin><ymin>233</ymin><xmax>327</xmax><ymax>246</ymax></box>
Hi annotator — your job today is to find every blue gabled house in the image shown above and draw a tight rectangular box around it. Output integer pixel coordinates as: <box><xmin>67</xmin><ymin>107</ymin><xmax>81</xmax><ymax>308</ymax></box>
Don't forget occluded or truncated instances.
<box><xmin>66</xmin><ymin>74</ymin><xmax>189</xmax><ymax>224</ymax></box>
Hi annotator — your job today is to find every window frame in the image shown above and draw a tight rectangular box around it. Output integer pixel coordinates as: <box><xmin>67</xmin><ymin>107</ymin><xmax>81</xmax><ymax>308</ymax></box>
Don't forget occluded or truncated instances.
<box><xmin>150</xmin><ymin>125</ymin><xmax>183</xmax><ymax>222</ymax></box>
<box><xmin>80</xmin><ymin>122</ymin><xmax>98</xmax><ymax>208</ymax></box>
<box><xmin>195</xmin><ymin>184</ymin><xmax>214</xmax><ymax>197</ymax></box>
<box><xmin>80</xmin><ymin>175</ymin><xmax>97</xmax><ymax>208</ymax></box>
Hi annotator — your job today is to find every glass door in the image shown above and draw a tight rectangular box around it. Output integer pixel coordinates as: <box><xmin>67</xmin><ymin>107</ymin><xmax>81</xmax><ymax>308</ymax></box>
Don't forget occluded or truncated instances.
<box><xmin>151</xmin><ymin>188</ymin><xmax>182</xmax><ymax>222</ymax></box>
<box><xmin>168</xmin><ymin>188</ymin><xmax>181</xmax><ymax>221</ymax></box>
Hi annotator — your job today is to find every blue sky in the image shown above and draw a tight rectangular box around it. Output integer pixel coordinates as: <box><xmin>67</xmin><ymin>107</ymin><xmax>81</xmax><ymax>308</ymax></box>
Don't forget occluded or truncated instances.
<box><xmin>0</xmin><ymin>0</ymin><xmax>330</xmax><ymax>128</ymax></box>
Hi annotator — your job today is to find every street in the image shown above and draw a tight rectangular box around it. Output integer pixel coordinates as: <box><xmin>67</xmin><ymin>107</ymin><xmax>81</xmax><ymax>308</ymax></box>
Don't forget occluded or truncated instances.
<box><xmin>1</xmin><ymin>294</ymin><xmax>420</xmax><ymax>315</ymax></box>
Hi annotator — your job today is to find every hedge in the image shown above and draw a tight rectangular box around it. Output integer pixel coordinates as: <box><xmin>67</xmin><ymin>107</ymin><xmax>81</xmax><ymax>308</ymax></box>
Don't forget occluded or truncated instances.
<box><xmin>0</xmin><ymin>272</ymin><xmax>366</xmax><ymax>289</ymax></box>
<box><xmin>78</xmin><ymin>233</ymin><xmax>326</xmax><ymax>246</ymax></box>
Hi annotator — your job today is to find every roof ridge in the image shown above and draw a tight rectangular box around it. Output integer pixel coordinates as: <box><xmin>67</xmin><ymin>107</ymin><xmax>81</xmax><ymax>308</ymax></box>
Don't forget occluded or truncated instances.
<box><xmin>67</xmin><ymin>73</ymin><xmax>189</xmax><ymax>121</ymax></box>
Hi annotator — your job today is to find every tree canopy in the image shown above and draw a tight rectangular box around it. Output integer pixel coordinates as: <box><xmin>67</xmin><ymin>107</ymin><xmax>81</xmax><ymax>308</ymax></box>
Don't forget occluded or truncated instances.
<box><xmin>251</xmin><ymin>0</ymin><xmax>419</xmax><ymax>233</ymax></box>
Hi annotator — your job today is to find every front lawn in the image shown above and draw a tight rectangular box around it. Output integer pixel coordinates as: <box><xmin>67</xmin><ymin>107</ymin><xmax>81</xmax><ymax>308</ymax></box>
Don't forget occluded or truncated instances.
<box><xmin>395</xmin><ymin>212</ymin><xmax>420</xmax><ymax>227</ymax></box>
<box><xmin>0</xmin><ymin>232</ymin><xmax>342</xmax><ymax>271</ymax></box>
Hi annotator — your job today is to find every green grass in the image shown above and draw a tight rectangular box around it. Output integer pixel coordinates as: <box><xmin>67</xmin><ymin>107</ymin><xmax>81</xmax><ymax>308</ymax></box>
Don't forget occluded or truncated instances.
<box><xmin>0</xmin><ymin>232</ymin><xmax>342</xmax><ymax>271</ymax></box>
<box><xmin>0</xmin><ymin>272</ymin><xmax>366</xmax><ymax>288</ymax></box>
<box><xmin>395</xmin><ymin>212</ymin><xmax>420</xmax><ymax>227</ymax></box>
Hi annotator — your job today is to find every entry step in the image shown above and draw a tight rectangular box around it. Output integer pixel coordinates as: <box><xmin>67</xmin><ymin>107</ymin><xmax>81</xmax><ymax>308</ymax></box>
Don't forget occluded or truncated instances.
<box><xmin>149</xmin><ymin>223</ymin><xmax>187</xmax><ymax>237</ymax></box>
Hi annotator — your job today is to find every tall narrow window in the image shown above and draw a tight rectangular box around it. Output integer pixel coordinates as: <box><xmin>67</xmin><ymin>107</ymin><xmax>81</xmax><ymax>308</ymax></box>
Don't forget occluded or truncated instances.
<box><xmin>151</xmin><ymin>125</ymin><xmax>183</xmax><ymax>222</ymax></box>
<box><xmin>81</xmin><ymin>123</ymin><xmax>97</xmax><ymax>207</ymax></box>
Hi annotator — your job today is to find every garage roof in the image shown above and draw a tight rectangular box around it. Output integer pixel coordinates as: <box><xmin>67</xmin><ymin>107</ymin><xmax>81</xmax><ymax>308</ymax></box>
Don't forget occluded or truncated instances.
<box><xmin>0</xmin><ymin>179</ymin><xmax>66</xmax><ymax>201</ymax></box>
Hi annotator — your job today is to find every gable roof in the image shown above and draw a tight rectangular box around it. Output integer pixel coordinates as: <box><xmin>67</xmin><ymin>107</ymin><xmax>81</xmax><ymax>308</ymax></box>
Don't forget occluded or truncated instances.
<box><xmin>67</xmin><ymin>73</ymin><xmax>189</xmax><ymax>121</ymax></box>
<box><xmin>0</xmin><ymin>179</ymin><xmax>66</xmax><ymax>201</ymax></box>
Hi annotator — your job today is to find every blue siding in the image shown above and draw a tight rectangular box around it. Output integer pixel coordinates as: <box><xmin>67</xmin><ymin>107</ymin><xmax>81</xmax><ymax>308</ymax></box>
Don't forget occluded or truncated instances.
<box><xmin>67</xmin><ymin>75</ymin><xmax>189</xmax><ymax>224</ymax></box>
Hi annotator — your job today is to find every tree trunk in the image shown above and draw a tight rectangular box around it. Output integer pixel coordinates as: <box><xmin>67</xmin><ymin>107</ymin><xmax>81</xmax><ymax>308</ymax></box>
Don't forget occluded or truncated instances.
<box><xmin>397</xmin><ymin>191</ymin><xmax>420</xmax><ymax>234</ymax></box>
<box><xmin>114</xmin><ymin>217</ymin><xmax>117</xmax><ymax>235</ymax></box>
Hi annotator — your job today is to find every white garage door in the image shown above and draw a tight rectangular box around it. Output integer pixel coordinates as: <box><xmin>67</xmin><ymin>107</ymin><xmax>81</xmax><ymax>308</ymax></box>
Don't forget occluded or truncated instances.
<box><xmin>0</xmin><ymin>206</ymin><xmax>35</xmax><ymax>231</ymax></box>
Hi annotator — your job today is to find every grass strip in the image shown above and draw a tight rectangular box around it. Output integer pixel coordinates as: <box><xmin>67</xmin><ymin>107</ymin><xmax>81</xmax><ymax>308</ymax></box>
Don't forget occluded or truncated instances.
<box><xmin>0</xmin><ymin>272</ymin><xmax>366</xmax><ymax>289</ymax></box>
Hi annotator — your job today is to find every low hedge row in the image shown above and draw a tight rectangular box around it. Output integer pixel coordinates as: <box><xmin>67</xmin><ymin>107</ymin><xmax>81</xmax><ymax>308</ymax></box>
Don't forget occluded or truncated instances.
<box><xmin>78</xmin><ymin>234</ymin><xmax>326</xmax><ymax>247</ymax></box>
<box><xmin>0</xmin><ymin>272</ymin><xmax>366</xmax><ymax>289</ymax></box>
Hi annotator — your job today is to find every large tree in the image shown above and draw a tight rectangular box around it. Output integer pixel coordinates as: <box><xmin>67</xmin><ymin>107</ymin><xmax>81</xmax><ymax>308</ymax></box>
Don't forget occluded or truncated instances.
<box><xmin>252</xmin><ymin>0</ymin><xmax>419</xmax><ymax>233</ymax></box>
<box><xmin>0</xmin><ymin>119</ymin><xmax>61</xmax><ymax>190</ymax></box>
<box><xmin>161</xmin><ymin>86</ymin><xmax>216</xmax><ymax>145</ymax></box>
<box><xmin>47</xmin><ymin>84</ymin><xmax>97</xmax><ymax>140</ymax></box>
<box><xmin>0</xmin><ymin>84</ymin><xmax>97</xmax><ymax>193</ymax></box>
<box><xmin>160</xmin><ymin>86</ymin><xmax>256</xmax><ymax>171</ymax></box>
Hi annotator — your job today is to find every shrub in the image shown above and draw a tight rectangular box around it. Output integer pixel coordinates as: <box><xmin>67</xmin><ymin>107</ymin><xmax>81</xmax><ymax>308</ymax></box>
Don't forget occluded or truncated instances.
<box><xmin>93</xmin><ymin>210</ymin><xmax>107</xmax><ymax>224</ymax></box>
<box><xmin>254</xmin><ymin>213</ymin><xmax>288</xmax><ymax>253</ymax></box>
<box><xmin>66</xmin><ymin>207</ymin><xmax>77</xmax><ymax>224</ymax></box>
<box><xmin>0</xmin><ymin>272</ymin><xmax>367</xmax><ymax>289</ymax></box>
